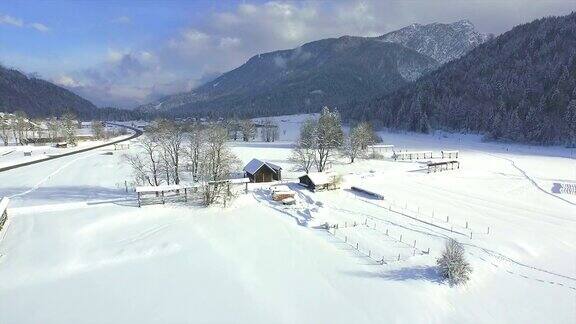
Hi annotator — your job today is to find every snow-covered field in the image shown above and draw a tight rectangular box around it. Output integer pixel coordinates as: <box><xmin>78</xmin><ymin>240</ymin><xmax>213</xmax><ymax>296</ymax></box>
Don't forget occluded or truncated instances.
<box><xmin>0</xmin><ymin>114</ymin><xmax>574</xmax><ymax>323</ymax></box>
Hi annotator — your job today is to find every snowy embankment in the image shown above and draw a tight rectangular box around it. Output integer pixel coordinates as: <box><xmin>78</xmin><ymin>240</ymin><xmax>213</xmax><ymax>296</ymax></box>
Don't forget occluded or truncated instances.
<box><xmin>0</xmin><ymin>133</ymin><xmax>135</xmax><ymax>170</ymax></box>
<box><xmin>0</xmin><ymin>114</ymin><xmax>574</xmax><ymax>323</ymax></box>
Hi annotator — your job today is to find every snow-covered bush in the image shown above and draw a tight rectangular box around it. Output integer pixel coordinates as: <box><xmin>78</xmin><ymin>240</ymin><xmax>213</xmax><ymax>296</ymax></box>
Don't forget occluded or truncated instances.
<box><xmin>437</xmin><ymin>239</ymin><xmax>472</xmax><ymax>286</ymax></box>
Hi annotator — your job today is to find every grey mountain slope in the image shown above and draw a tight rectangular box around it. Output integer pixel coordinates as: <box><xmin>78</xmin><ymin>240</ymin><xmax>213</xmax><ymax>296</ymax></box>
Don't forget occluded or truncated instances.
<box><xmin>0</xmin><ymin>65</ymin><xmax>97</xmax><ymax>118</ymax></box>
<box><xmin>139</xmin><ymin>20</ymin><xmax>486</xmax><ymax>117</ymax></box>
<box><xmin>378</xmin><ymin>20</ymin><xmax>489</xmax><ymax>64</ymax></box>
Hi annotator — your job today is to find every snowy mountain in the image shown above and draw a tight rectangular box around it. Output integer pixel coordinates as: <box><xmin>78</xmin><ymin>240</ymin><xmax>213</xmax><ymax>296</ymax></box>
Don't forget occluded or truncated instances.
<box><xmin>347</xmin><ymin>12</ymin><xmax>576</xmax><ymax>145</ymax></box>
<box><xmin>378</xmin><ymin>20</ymin><xmax>490</xmax><ymax>64</ymax></box>
<box><xmin>137</xmin><ymin>20</ymin><xmax>487</xmax><ymax>117</ymax></box>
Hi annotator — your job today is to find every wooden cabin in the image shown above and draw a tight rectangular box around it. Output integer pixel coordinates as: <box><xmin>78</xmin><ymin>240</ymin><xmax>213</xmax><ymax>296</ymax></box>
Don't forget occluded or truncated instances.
<box><xmin>298</xmin><ymin>172</ymin><xmax>339</xmax><ymax>191</ymax></box>
<box><xmin>243</xmin><ymin>158</ymin><xmax>282</xmax><ymax>183</ymax></box>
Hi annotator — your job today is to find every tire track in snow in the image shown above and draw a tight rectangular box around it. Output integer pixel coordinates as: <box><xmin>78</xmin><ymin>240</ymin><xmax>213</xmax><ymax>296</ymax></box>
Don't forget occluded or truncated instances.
<box><xmin>8</xmin><ymin>152</ymin><xmax>100</xmax><ymax>199</ymax></box>
<box><xmin>482</xmin><ymin>152</ymin><xmax>576</xmax><ymax>207</ymax></box>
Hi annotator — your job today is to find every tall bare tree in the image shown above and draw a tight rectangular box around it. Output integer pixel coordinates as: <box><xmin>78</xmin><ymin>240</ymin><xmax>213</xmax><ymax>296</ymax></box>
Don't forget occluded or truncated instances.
<box><xmin>239</xmin><ymin>119</ymin><xmax>256</xmax><ymax>141</ymax></box>
<box><xmin>197</xmin><ymin>125</ymin><xmax>240</xmax><ymax>205</ymax></box>
<box><xmin>342</xmin><ymin>122</ymin><xmax>376</xmax><ymax>163</ymax></box>
<box><xmin>156</xmin><ymin>120</ymin><xmax>186</xmax><ymax>185</ymax></box>
<box><xmin>314</xmin><ymin>107</ymin><xmax>343</xmax><ymax>172</ymax></box>
<box><xmin>61</xmin><ymin>113</ymin><xmax>77</xmax><ymax>145</ymax></box>
<box><xmin>91</xmin><ymin>121</ymin><xmax>105</xmax><ymax>139</ymax></box>
<box><xmin>290</xmin><ymin>118</ymin><xmax>316</xmax><ymax>173</ymax></box>
<box><xmin>186</xmin><ymin>123</ymin><xmax>204</xmax><ymax>179</ymax></box>
<box><xmin>260</xmin><ymin>118</ymin><xmax>279</xmax><ymax>142</ymax></box>
<box><xmin>0</xmin><ymin>114</ymin><xmax>10</xmax><ymax>146</ymax></box>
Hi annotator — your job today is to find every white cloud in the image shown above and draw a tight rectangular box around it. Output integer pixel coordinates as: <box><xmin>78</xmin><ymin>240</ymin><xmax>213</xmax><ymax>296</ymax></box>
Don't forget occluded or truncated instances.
<box><xmin>54</xmin><ymin>75</ymin><xmax>82</xmax><ymax>87</ymax></box>
<box><xmin>52</xmin><ymin>0</ymin><xmax>575</xmax><ymax>108</ymax></box>
<box><xmin>0</xmin><ymin>13</ymin><xmax>50</xmax><ymax>32</ymax></box>
<box><xmin>29</xmin><ymin>22</ymin><xmax>50</xmax><ymax>32</ymax></box>
<box><xmin>0</xmin><ymin>14</ymin><xmax>23</xmax><ymax>27</ymax></box>
<box><xmin>112</xmin><ymin>16</ymin><xmax>131</xmax><ymax>24</ymax></box>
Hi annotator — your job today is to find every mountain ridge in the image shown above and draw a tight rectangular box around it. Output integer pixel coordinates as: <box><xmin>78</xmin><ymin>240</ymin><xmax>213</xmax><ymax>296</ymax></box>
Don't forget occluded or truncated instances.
<box><xmin>138</xmin><ymin>20</ymin><xmax>487</xmax><ymax>117</ymax></box>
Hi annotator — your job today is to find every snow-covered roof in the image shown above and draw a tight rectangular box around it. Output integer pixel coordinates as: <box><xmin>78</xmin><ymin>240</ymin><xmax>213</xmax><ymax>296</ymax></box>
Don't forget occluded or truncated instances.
<box><xmin>300</xmin><ymin>172</ymin><xmax>336</xmax><ymax>186</ymax></box>
<box><xmin>368</xmin><ymin>144</ymin><xmax>394</xmax><ymax>148</ymax></box>
<box><xmin>441</xmin><ymin>150</ymin><xmax>459</xmax><ymax>154</ymax></box>
<box><xmin>243</xmin><ymin>158</ymin><xmax>282</xmax><ymax>175</ymax></box>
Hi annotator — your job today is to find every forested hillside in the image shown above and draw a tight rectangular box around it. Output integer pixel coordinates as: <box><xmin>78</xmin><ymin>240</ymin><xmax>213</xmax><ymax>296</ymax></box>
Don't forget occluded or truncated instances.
<box><xmin>0</xmin><ymin>65</ymin><xmax>143</xmax><ymax>120</ymax></box>
<box><xmin>347</xmin><ymin>13</ymin><xmax>576</xmax><ymax>145</ymax></box>
<box><xmin>140</xmin><ymin>20</ymin><xmax>486</xmax><ymax>118</ymax></box>
<box><xmin>0</xmin><ymin>65</ymin><xmax>97</xmax><ymax>118</ymax></box>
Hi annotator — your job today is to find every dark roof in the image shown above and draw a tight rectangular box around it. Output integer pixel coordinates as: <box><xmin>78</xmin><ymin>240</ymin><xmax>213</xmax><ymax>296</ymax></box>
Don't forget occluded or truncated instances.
<box><xmin>243</xmin><ymin>158</ymin><xmax>282</xmax><ymax>175</ymax></box>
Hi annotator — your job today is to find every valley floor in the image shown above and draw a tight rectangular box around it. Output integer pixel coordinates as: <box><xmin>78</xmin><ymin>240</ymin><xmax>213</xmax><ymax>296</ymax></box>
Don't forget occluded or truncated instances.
<box><xmin>0</xmin><ymin>116</ymin><xmax>574</xmax><ymax>323</ymax></box>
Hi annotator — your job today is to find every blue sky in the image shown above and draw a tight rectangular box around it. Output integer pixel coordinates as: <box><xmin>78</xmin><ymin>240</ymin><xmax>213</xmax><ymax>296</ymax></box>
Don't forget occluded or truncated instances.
<box><xmin>0</xmin><ymin>0</ymin><xmax>574</xmax><ymax>108</ymax></box>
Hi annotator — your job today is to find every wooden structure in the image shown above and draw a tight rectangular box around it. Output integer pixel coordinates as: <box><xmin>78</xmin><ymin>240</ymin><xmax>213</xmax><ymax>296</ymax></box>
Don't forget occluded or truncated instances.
<box><xmin>243</xmin><ymin>158</ymin><xmax>282</xmax><ymax>183</ymax></box>
<box><xmin>114</xmin><ymin>143</ymin><xmax>130</xmax><ymax>150</ymax></box>
<box><xmin>299</xmin><ymin>172</ymin><xmax>339</xmax><ymax>191</ymax></box>
<box><xmin>23</xmin><ymin>150</ymin><xmax>32</xmax><ymax>157</ymax></box>
<box><xmin>441</xmin><ymin>150</ymin><xmax>459</xmax><ymax>159</ymax></box>
<box><xmin>0</xmin><ymin>197</ymin><xmax>9</xmax><ymax>232</ymax></box>
<box><xmin>393</xmin><ymin>150</ymin><xmax>433</xmax><ymax>161</ymax></box>
<box><xmin>55</xmin><ymin>142</ymin><xmax>68</xmax><ymax>148</ymax></box>
<box><xmin>350</xmin><ymin>186</ymin><xmax>384</xmax><ymax>200</ymax></box>
<box><xmin>368</xmin><ymin>144</ymin><xmax>394</xmax><ymax>154</ymax></box>
<box><xmin>136</xmin><ymin>178</ymin><xmax>250</xmax><ymax>207</ymax></box>
<box><xmin>427</xmin><ymin>160</ymin><xmax>460</xmax><ymax>173</ymax></box>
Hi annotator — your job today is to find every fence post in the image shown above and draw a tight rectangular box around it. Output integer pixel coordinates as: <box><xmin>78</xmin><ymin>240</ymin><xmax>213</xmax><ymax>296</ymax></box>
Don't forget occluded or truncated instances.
<box><xmin>413</xmin><ymin>240</ymin><xmax>416</xmax><ymax>248</ymax></box>
<box><xmin>124</xmin><ymin>180</ymin><xmax>128</xmax><ymax>193</ymax></box>
<box><xmin>368</xmin><ymin>250</ymin><xmax>371</xmax><ymax>257</ymax></box>
<box><xmin>446</xmin><ymin>215</ymin><xmax>449</xmax><ymax>223</ymax></box>
<box><xmin>487</xmin><ymin>226</ymin><xmax>490</xmax><ymax>234</ymax></box>
<box><xmin>427</xmin><ymin>247</ymin><xmax>430</xmax><ymax>254</ymax></box>
<box><xmin>466</xmin><ymin>221</ymin><xmax>469</xmax><ymax>229</ymax></box>
<box><xmin>397</xmin><ymin>254</ymin><xmax>401</xmax><ymax>261</ymax></box>
<box><xmin>399</xmin><ymin>234</ymin><xmax>403</xmax><ymax>242</ymax></box>
<box><xmin>356</xmin><ymin>242</ymin><xmax>359</xmax><ymax>250</ymax></box>
<box><xmin>345</xmin><ymin>235</ymin><xmax>347</xmax><ymax>242</ymax></box>
<box><xmin>470</xmin><ymin>232</ymin><xmax>473</xmax><ymax>239</ymax></box>
<box><xmin>385</xmin><ymin>228</ymin><xmax>389</xmax><ymax>236</ymax></box>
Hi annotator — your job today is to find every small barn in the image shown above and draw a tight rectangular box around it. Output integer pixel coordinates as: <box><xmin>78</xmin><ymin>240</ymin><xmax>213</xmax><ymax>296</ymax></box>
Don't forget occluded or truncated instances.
<box><xmin>243</xmin><ymin>158</ymin><xmax>282</xmax><ymax>183</ymax></box>
<box><xmin>298</xmin><ymin>172</ymin><xmax>339</xmax><ymax>191</ymax></box>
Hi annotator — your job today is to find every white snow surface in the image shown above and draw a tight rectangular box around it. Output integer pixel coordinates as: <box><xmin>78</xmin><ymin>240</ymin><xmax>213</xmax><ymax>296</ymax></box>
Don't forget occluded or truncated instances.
<box><xmin>0</xmin><ymin>114</ymin><xmax>575</xmax><ymax>324</ymax></box>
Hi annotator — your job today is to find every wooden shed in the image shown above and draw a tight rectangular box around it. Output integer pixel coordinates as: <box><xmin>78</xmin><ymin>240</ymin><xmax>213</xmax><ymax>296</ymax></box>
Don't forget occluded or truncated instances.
<box><xmin>243</xmin><ymin>158</ymin><xmax>282</xmax><ymax>183</ymax></box>
<box><xmin>298</xmin><ymin>172</ymin><xmax>339</xmax><ymax>191</ymax></box>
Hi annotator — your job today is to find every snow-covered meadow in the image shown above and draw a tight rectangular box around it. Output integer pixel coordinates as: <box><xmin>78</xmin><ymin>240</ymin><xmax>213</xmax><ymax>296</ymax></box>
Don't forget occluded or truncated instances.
<box><xmin>0</xmin><ymin>114</ymin><xmax>574</xmax><ymax>323</ymax></box>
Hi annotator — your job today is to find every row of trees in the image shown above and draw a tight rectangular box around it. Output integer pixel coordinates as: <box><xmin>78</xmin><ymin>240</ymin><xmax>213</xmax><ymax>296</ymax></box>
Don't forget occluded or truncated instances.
<box><xmin>290</xmin><ymin>107</ymin><xmax>377</xmax><ymax>173</ymax></box>
<box><xmin>0</xmin><ymin>111</ymin><xmax>78</xmax><ymax>146</ymax></box>
<box><xmin>125</xmin><ymin>120</ymin><xmax>240</xmax><ymax>206</ymax></box>
<box><xmin>227</xmin><ymin>118</ymin><xmax>280</xmax><ymax>142</ymax></box>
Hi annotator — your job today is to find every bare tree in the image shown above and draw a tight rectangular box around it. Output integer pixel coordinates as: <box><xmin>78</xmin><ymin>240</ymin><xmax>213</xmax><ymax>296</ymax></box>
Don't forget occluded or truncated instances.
<box><xmin>260</xmin><ymin>118</ymin><xmax>279</xmax><ymax>142</ymax></box>
<box><xmin>125</xmin><ymin>132</ymin><xmax>163</xmax><ymax>187</ymax></box>
<box><xmin>0</xmin><ymin>114</ymin><xmax>10</xmax><ymax>146</ymax></box>
<box><xmin>314</xmin><ymin>107</ymin><xmax>343</xmax><ymax>172</ymax></box>
<box><xmin>290</xmin><ymin>118</ymin><xmax>317</xmax><ymax>173</ymax></box>
<box><xmin>61</xmin><ymin>113</ymin><xmax>77</xmax><ymax>145</ymax></box>
<box><xmin>186</xmin><ymin>123</ymin><xmax>204</xmax><ymax>180</ymax></box>
<box><xmin>197</xmin><ymin>125</ymin><xmax>240</xmax><ymax>205</ymax></box>
<box><xmin>47</xmin><ymin>117</ymin><xmax>60</xmax><ymax>142</ymax></box>
<box><xmin>12</xmin><ymin>111</ymin><xmax>28</xmax><ymax>145</ymax></box>
<box><xmin>156</xmin><ymin>120</ymin><xmax>186</xmax><ymax>185</ymax></box>
<box><xmin>91</xmin><ymin>120</ymin><xmax>105</xmax><ymax>140</ymax></box>
<box><xmin>437</xmin><ymin>239</ymin><xmax>472</xmax><ymax>286</ymax></box>
<box><xmin>342</xmin><ymin>122</ymin><xmax>376</xmax><ymax>163</ymax></box>
<box><xmin>239</xmin><ymin>119</ymin><xmax>256</xmax><ymax>141</ymax></box>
